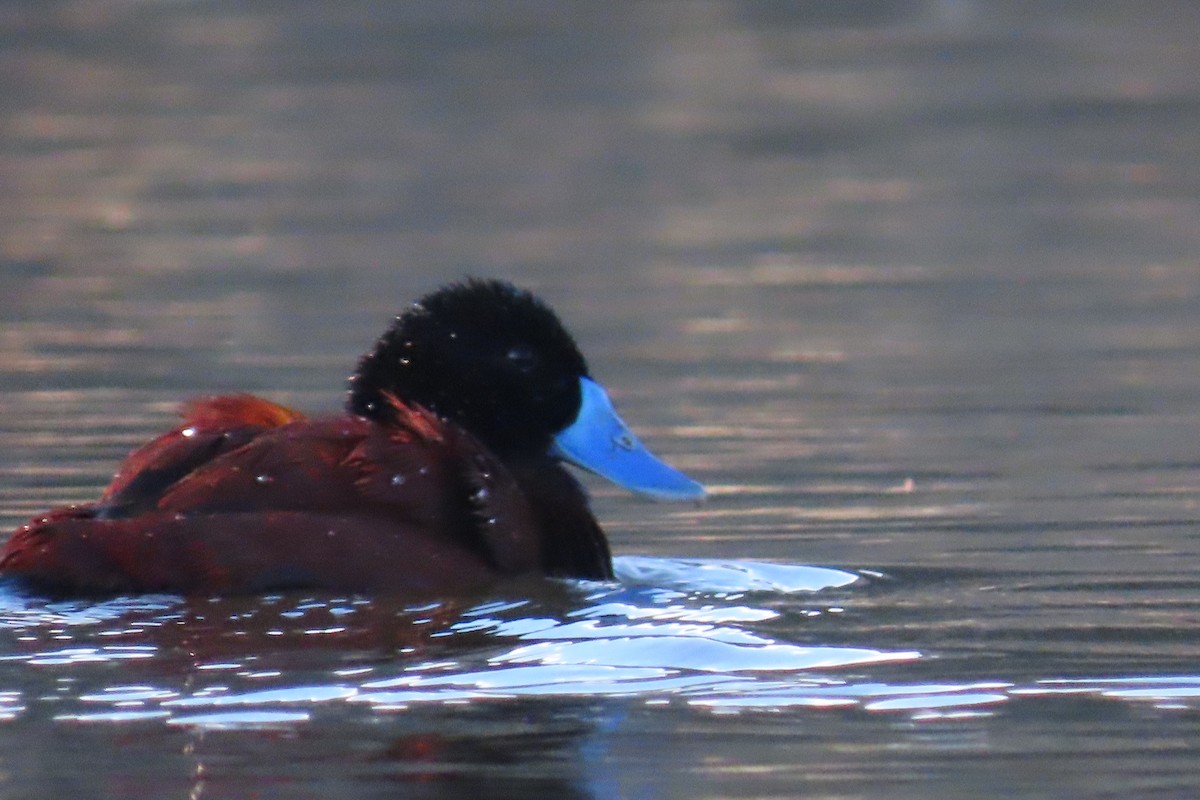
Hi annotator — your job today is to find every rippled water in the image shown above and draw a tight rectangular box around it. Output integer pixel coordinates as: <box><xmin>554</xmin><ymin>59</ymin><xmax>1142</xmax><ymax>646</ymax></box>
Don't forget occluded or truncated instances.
<box><xmin>2</xmin><ymin>557</ymin><xmax>1200</xmax><ymax>797</ymax></box>
<box><xmin>4</xmin><ymin>2</ymin><xmax>1200</xmax><ymax>798</ymax></box>
<box><xmin>6</xmin><ymin>557</ymin><xmax>1197</xmax><ymax>727</ymax></box>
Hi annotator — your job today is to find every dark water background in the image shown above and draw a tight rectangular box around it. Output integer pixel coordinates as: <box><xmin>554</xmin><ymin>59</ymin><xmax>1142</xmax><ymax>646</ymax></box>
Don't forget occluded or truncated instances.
<box><xmin>3</xmin><ymin>2</ymin><xmax>1200</xmax><ymax>797</ymax></box>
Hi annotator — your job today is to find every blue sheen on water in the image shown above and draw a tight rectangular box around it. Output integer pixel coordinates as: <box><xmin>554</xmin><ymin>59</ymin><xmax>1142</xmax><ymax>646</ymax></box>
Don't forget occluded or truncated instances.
<box><xmin>1</xmin><ymin>559</ymin><xmax>1198</xmax><ymax>734</ymax></box>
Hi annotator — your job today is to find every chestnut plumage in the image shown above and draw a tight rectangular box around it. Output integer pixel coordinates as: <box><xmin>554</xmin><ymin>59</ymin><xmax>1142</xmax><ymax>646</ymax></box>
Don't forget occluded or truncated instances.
<box><xmin>1</xmin><ymin>279</ymin><xmax>704</xmax><ymax>596</ymax></box>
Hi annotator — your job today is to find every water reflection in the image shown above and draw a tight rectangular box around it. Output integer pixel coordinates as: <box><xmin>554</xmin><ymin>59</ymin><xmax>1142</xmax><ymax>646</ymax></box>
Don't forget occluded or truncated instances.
<box><xmin>0</xmin><ymin>557</ymin><xmax>1196</xmax><ymax>738</ymax></box>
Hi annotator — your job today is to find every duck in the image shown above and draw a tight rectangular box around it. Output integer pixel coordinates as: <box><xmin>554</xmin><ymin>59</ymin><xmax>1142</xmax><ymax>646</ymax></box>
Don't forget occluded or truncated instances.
<box><xmin>0</xmin><ymin>279</ymin><xmax>705</xmax><ymax>597</ymax></box>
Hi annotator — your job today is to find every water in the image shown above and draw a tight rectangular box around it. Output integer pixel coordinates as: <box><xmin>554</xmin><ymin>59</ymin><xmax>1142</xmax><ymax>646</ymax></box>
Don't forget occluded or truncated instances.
<box><xmin>4</xmin><ymin>1</ymin><xmax>1200</xmax><ymax>797</ymax></box>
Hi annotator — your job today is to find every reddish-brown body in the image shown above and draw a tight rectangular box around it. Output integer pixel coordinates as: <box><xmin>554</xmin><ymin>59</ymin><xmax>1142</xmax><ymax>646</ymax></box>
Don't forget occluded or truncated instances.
<box><xmin>0</xmin><ymin>395</ymin><xmax>611</xmax><ymax>596</ymax></box>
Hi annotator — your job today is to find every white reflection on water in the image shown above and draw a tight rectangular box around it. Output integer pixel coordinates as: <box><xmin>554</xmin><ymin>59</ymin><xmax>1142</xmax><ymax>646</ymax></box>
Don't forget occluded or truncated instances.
<box><xmin>1</xmin><ymin>645</ymin><xmax>157</xmax><ymax>665</ymax></box>
<box><xmin>613</xmin><ymin>555</ymin><xmax>861</xmax><ymax>593</ymax></box>
<box><xmin>0</xmin><ymin>558</ymin><xmax>1197</xmax><ymax>729</ymax></box>
<box><xmin>164</xmin><ymin>710</ymin><xmax>312</xmax><ymax>729</ymax></box>
<box><xmin>164</xmin><ymin>686</ymin><xmax>357</xmax><ymax>708</ymax></box>
<box><xmin>0</xmin><ymin>592</ymin><xmax>182</xmax><ymax>629</ymax></box>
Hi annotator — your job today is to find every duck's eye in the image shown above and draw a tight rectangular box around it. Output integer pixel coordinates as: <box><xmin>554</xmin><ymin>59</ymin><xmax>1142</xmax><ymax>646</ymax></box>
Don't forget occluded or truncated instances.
<box><xmin>505</xmin><ymin>345</ymin><xmax>537</xmax><ymax>373</ymax></box>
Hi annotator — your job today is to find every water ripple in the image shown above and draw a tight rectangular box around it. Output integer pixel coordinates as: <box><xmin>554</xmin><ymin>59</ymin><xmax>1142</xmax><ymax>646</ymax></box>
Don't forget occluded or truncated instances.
<box><xmin>0</xmin><ymin>558</ymin><xmax>1196</xmax><ymax>727</ymax></box>
<box><xmin>613</xmin><ymin>556</ymin><xmax>862</xmax><ymax>593</ymax></box>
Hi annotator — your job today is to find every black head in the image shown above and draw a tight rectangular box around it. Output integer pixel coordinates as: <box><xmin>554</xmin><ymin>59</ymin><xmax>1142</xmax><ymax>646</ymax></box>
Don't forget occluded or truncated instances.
<box><xmin>348</xmin><ymin>279</ymin><xmax>589</xmax><ymax>458</ymax></box>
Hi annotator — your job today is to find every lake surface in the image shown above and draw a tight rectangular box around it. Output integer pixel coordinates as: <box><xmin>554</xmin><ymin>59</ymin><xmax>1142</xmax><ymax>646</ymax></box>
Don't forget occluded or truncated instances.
<box><xmin>3</xmin><ymin>2</ymin><xmax>1200</xmax><ymax>797</ymax></box>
